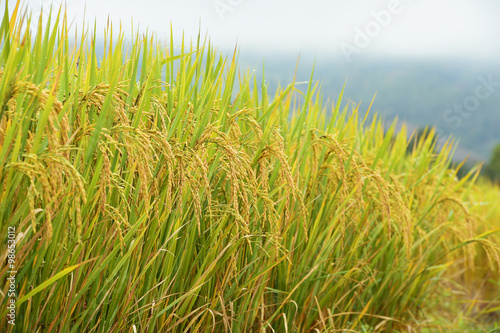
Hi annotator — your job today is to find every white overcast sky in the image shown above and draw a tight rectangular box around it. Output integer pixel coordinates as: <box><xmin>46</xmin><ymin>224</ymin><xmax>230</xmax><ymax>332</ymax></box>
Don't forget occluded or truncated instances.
<box><xmin>26</xmin><ymin>0</ymin><xmax>500</xmax><ymax>59</ymax></box>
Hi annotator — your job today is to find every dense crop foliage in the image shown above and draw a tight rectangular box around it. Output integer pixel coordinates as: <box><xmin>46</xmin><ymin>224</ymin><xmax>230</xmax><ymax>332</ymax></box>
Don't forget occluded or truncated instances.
<box><xmin>0</xmin><ymin>2</ymin><xmax>499</xmax><ymax>332</ymax></box>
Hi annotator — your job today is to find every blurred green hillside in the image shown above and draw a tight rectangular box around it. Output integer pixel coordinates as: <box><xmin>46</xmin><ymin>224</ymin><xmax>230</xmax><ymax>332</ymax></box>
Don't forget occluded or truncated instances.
<box><xmin>236</xmin><ymin>53</ymin><xmax>500</xmax><ymax>161</ymax></box>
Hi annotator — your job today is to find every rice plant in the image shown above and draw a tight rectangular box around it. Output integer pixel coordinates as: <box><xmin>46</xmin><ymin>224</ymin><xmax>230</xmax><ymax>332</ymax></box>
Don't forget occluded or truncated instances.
<box><xmin>0</xmin><ymin>1</ymin><xmax>499</xmax><ymax>331</ymax></box>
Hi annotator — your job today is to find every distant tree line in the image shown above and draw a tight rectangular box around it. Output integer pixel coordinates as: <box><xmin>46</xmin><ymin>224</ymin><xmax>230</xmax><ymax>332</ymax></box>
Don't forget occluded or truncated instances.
<box><xmin>484</xmin><ymin>144</ymin><xmax>500</xmax><ymax>184</ymax></box>
<box><xmin>405</xmin><ymin>127</ymin><xmax>500</xmax><ymax>185</ymax></box>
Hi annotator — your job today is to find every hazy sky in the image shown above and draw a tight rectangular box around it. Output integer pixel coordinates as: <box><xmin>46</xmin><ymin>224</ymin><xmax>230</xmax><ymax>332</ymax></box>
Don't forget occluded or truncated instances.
<box><xmin>27</xmin><ymin>0</ymin><xmax>500</xmax><ymax>60</ymax></box>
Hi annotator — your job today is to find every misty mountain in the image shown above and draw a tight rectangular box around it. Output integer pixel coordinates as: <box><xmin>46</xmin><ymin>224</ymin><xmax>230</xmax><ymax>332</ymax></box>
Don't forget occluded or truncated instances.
<box><xmin>236</xmin><ymin>52</ymin><xmax>500</xmax><ymax>161</ymax></box>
